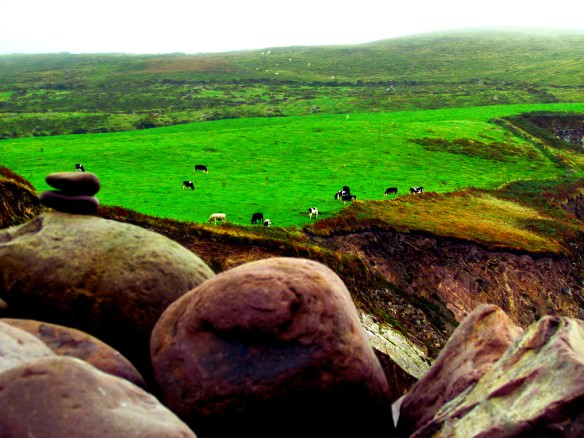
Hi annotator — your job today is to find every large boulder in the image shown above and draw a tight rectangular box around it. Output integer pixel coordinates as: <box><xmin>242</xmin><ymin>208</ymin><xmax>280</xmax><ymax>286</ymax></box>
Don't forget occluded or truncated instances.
<box><xmin>151</xmin><ymin>257</ymin><xmax>392</xmax><ymax>438</ymax></box>
<box><xmin>0</xmin><ymin>356</ymin><xmax>197</xmax><ymax>438</ymax></box>
<box><xmin>412</xmin><ymin>316</ymin><xmax>584</xmax><ymax>437</ymax></box>
<box><xmin>395</xmin><ymin>304</ymin><xmax>523</xmax><ymax>436</ymax></box>
<box><xmin>0</xmin><ymin>212</ymin><xmax>215</xmax><ymax>385</ymax></box>
<box><xmin>0</xmin><ymin>321</ymin><xmax>55</xmax><ymax>374</ymax></box>
<box><xmin>2</xmin><ymin>318</ymin><xmax>146</xmax><ymax>388</ymax></box>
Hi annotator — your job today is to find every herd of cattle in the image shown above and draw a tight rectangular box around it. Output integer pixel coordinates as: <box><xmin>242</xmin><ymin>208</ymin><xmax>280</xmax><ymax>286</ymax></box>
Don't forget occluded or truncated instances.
<box><xmin>74</xmin><ymin>163</ymin><xmax>424</xmax><ymax>227</ymax></box>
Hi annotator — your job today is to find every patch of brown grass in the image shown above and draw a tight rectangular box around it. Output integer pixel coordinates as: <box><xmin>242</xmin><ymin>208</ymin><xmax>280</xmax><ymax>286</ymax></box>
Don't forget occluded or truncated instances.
<box><xmin>307</xmin><ymin>185</ymin><xmax>583</xmax><ymax>255</ymax></box>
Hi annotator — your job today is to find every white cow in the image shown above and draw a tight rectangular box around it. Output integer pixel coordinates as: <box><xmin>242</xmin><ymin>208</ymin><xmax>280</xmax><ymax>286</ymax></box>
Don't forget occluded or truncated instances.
<box><xmin>308</xmin><ymin>207</ymin><xmax>319</xmax><ymax>219</ymax></box>
<box><xmin>264</xmin><ymin>219</ymin><xmax>271</xmax><ymax>227</ymax></box>
<box><xmin>208</xmin><ymin>213</ymin><xmax>226</xmax><ymax>224</ymax></box>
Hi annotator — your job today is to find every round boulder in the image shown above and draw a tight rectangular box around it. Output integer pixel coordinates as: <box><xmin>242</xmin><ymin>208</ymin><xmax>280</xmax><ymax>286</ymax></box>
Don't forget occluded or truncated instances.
<box><xmin>0</xmin><ymin>356</ymin><xmax>197</xmax><ymax>438</ymax></box>
<box><xmin>2</xmin><ymin>318</ymin><xmax>146</xmax><ymax>389</ymax></box>
<box><xmin>151</xmin><ymin>257</ymin><xmax>392</xmax><ymax>438</ymax></box>
<box><xmin>0</xmin><ymin>212</ymin><xmax>215</xmax><ymax>386</ymax></box>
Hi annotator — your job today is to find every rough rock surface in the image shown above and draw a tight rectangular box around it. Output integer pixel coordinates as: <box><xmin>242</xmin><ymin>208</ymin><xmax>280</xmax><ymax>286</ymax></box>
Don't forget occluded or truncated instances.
<box><xmin>2</xmin><ymin>318</ymin><xmax>146</xmax><ymax>388</ymax></box>
<box><xmin>0</xmin><ymin>212</ymin><xmax>215</xmax><ymax>385</ymax></box>
<box><xmin>151</xmin><ymin>257</ymin><xmax>392</xmax><ymax>438</ymax></box>
<box><xmin>0</xmin><ymin>321</ymin><xmax>55</xmax><ymax>374</ymax></box>
<box><xmin>322</xmin><ymin>230</ymin><xmax>584</xmax><ymax>358</ymax></box>
<box><xmin>395</xmin><ymin>304</ymin><xmax>523</xmax><ymax>436</ymax></box>
<box><xmin>0</xmin><ymin>356</ymin><xmax>197</xmax><ymax>438</ymax></box>
<box><xmin>412</xmin><ymin>315</ymin><xmax>584</xmax><ymax>437</ymax></box>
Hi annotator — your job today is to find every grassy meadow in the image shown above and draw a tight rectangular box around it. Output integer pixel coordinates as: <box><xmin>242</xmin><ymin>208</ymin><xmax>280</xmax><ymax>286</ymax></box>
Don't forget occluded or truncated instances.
<box><xmin>2</xmin><ymin>102</ymin><xmax>583</xmax><ymax>227</ymax></box>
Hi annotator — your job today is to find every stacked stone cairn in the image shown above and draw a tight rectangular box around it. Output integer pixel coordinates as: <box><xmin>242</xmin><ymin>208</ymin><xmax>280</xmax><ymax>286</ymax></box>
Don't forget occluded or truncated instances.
<box><xmin>40</xmin><ymin>172</ymin><xmax>100</xmax><ymax>214</ymax></box>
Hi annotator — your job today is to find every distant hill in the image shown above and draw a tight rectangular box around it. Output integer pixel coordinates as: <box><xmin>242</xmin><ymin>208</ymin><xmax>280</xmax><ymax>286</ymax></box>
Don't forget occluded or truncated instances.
<box><xmin>1</xmin><ymin>28</ymin><xmax>583</xmax><ymax>137</ymax></box>
<box><xmin>1</xmin><ymin>28</ymin><xmax>583</xmax><ymax>83</ymax></box>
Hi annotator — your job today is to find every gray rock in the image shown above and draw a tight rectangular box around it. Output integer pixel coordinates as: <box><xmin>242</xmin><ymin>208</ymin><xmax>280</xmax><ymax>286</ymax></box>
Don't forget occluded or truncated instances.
<box><xmin>0</xmin><ymin>212</ymin><xmax>215</xmax><ymax>385</ymax></box>
<box><xmin>0</xmin><ymin>321</ymin><xmax>55</xmax><ymax>374</ymax></box>
<box><xmin>412</xmin><ymin>316</ymin><xmax>584</xmax><ymax>437</ymax></box>
<box><xmin>0</xmin><ymin>356</ymin><xmax>197</xmax><ymax>438</ymax></box>
<box><xmin>396</xmin><ymin>304</ymin><xmax>523</xmax><ymax>436</ymax></box>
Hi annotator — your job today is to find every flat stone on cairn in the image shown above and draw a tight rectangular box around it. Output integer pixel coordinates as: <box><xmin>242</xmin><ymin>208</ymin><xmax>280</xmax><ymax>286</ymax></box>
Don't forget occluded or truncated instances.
<box><xmin>40</xmin><ymin>172</ymin><xmax>100</xmax><ymax>214</ymax></box>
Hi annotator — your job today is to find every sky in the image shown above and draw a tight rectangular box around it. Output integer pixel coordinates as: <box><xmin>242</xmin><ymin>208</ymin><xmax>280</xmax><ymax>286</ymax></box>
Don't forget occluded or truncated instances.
<box><xmin>2</xmin><ymin>0</ymin><xmax>584</xmax><ymax>55</ymax></box>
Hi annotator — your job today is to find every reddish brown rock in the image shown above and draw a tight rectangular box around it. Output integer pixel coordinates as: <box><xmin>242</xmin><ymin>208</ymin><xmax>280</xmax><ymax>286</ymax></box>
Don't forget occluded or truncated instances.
<box><xmin>395</xmin><ymin>304</ymin><xmax>523</xmax><ymax>437</ymax></box>
<box><xmin>151</xmin><ymin>257</ymin><xmax>392</xmax><ymax>438</ymax></box>
<box><xmin>0</xmin><ymin>321</ymin><xmax>55</xmax><ymax>373</ymax></box>
<box><xmin>45</xmin><ymin>171</ymin><xmax>101</xmax><ymax>195</ymax></box>
<box><xmin>40</xmin><ymin>190</ymin><xmax>99</xmax><ymax>214</ymax></box>
<box><xmin>2</xmin><ymin>318</ymin><xmax>146</xmax><ymax>389</ymax></box>
<box><xmin>0</xmin><ymin>356</ymin><xmax>197</xmax><ymax>438</ymax></box>
<box><xmin>412</xmin><ymin>316</ymin><xmax>584</xmax><ymax>437</ymax></box>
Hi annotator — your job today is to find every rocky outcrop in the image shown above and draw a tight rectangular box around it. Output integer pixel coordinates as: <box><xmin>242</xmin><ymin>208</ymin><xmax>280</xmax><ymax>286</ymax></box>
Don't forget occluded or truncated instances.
<box><xmin>321</xmin><ymin>229</ymin><xmax>584</xmax><ymax>358</ymax></box>
<box><xmin>151</xmin><ymin>257</ymin><xmax>393</xmax><ymax>438</ymax></box>
<box><xmin>401</xmin><ymin>313</ymin><xmax>584</xmax><ymax>437</ymax></box>
<box><xmin>0</xmin><ymin>356</ymin><xmax>196</xmax><ymax>438</ymax></box>
<box><xmin>0</xmin><ymin>212</ymin><xmax>215</xmax><ymax>385</ymax></box>
<box><xmin>2</xmin><ymin>318</ymin><xmax>146</xmax><ymax>388</ymax></box>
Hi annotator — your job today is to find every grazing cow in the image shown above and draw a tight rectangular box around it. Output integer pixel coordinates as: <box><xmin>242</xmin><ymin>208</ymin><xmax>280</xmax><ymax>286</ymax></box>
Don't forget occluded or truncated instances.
<box><xmin>384</xmin><ymin>187</ymin><xmax>398</xmax><ymax>196</ymax></box>
<box><xmin>308</xmin><ymin>207</ymin><xmax>319</xmax><ymax>219</ymax></box>
<box><xmin>335</xmin><ymin>185</ymin><xmax>351</xmax><ymax>200</ymax></box>
<box><xmin>410</xmin><ymin>186</ymin><xmax>424</xmax><ymax>194</ymax></box>
<box><xmin>182</xmin><ymin>180</ymin><xmax>195</xmax><ymax>190</ymax></box>
<box><xmin>264</xmin><ymin>219</ymin><xmax>271</xmax><ymax>227</ymax></box>
<box><xmin>251</xmin><ymin>212</ymin><xmax>264</xmax><ymax>224</ymax></box>
<box><xmin>194</xmin><ymin>164</ymin><xmax>208</xmax><ymax>173</ymax></box>
<box><xmin>342</xmin><ymin>194</ymin><xmax>357</xmax><ymax>204</ymax></box>
<box><xmin>208</xmin><ymin>213</ymin><xmax>226</xmax><ymax>224</ymax></box>
<box><xmin>75</xmin><ymin>163</ymin><xmax>86</xmax><ymax>172</ymax></box>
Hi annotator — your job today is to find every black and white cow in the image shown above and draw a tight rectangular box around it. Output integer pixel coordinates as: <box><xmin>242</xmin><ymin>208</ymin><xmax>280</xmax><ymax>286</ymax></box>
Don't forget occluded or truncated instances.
<box><xmin>75</xmin><ymin>163</ymin><xmax>86</xmax><ymax>172</ymax></box>
<box><xmin>182</xmin><ymin>180</ymin><xmax>195</xmax><ymax>190</ymax></box>
<box><xmin>264</xmin><ymin>219</ymin><xmax>271</xmax><ymax>227</ymax></box>
<box><xmin>342</xmin><ymin>194</ymin><xmax>357</xmax><ymax>204</ymax></box>
<box><xmin>308</xmin><ymin>207</ymin><xmax>319</xmax><ymax>219</ymax></box>
<box><xmin>251</xmin><ymin>212</ymin><xmax>264</xmax><ymax>224</ymax></box>
<box><xmin>194</xmin><ymin>164</ymin><xmax>208</xmax><ymax>173</ymax></box>
<box><xmin>384</xmin><ymin>187</ymin><xmax>398</xmax><ymax>196</ymax></box>
<box><xmin>409</xmin><ymin>186</ymin><xmax>424</xmax><ymax>194</ymax></box>
<box><xmin>334</xmin><ymin>185</ymin><xmax>351</xmax><ymax>200</ymax></box>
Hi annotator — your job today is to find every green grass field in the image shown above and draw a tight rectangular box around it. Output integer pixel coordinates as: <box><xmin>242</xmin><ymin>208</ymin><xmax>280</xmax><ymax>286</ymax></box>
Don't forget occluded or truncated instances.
<box><xmin>2</xmin><ymin>103</ymin><xmax>583</xmax><ymax>226</ymax></box>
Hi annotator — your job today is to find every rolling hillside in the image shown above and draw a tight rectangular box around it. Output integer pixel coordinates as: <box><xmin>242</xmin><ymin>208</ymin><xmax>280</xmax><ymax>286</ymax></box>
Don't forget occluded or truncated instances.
<box><xmin>1</xmin><ymin>28</ymin><xmax>583</xmax><ymax>138</ymax></box>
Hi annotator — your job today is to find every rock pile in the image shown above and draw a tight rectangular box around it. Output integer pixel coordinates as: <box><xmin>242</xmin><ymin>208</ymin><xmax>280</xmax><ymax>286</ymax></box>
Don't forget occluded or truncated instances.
<box><xmin>2</xmin><ymin>179</ymin><xmax>583</xmax><ymax>437</ymax></box>
<box><xmin>40</xmin><ymin>171</ymin><xmax>101</xmax><ymax>214</ymax></box>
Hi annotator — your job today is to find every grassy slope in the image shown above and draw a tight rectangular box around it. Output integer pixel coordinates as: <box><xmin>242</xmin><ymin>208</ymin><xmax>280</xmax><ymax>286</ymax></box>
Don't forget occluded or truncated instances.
<box><xmin>2</xmin><ymin>103</ymin><xmax>583</xmax><ymax>228</ymax></box>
